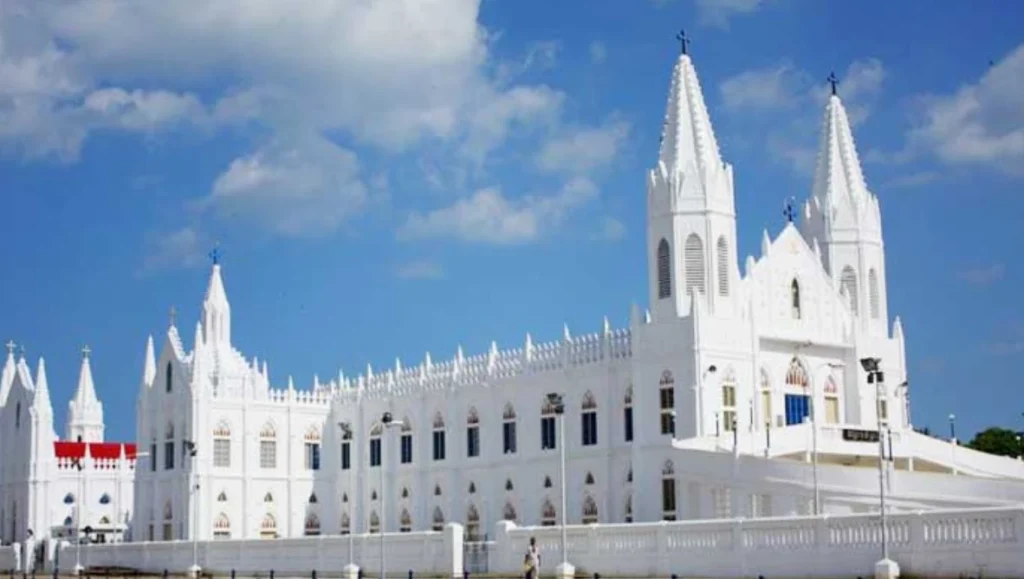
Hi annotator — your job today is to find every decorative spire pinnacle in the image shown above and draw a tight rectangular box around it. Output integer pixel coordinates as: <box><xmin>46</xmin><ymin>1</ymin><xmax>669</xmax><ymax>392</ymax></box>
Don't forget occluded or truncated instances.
<box><xmin>810</xmin><ymin>83</ymin><xmax>871</xmax><ymax>216</ymax></box>
<box><xmin>827</xmin><ymin>71</ymin><xmax>839</xmax><ymax>96</ymax></box>
<box><xmin>676</xmin><ymin>28</ymin><xmax>690</xmax><ymax>55</ymax></box>
<box><xmin>4</xmin><ymin>340</ymin><xmax>14</xmax><ymax>355</ymax></box>
<box><xmin>143</xmin><ymin>335</ymin><xmax>156</xmax><ymax>388</ymax></box>
<box><xmin>33</xmin><ymin>357</ymin><xmax>51</xmax><ymax>411</ymax></box>
<box><xmin>169</xmin><ymin>306</ymin><xmax>177</xmax><ymax>327</ymax></box>
<box><xmin>68</xmin><ymin>344</ymin><xmax>104</xmax><ymax>442</ymax></box>
<box><xmin>655</xmin><ymin>34</ymin><xmax>723</xmax><ymax>183</ymax></box>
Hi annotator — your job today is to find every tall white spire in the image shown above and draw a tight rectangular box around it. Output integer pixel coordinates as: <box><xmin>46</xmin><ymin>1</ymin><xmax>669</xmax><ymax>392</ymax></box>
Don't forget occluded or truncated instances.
<box><xmin>0</xmin><ymin>340</ymin><xmax>16</xmax><ymax>406</ymax></box>
<box><xmin>809</xmin><ymin>90</ymin><xmax>874</xmax><ymax>221</ymax></box>
<box><xmin>801</xmin><ymin>74</ymin><xmax>889</xmax><ymax>333</ymax></box>
<box><xmin>142</xmin><ymin>334</ymin><xmax>156</xmax><ymax>388</ymax></box>
<box><xmin>33</xmin><ymin>357</ymin><xmax>52</xmax><ymax>413</ymax></box>
<box><xmin>656</xmin><ymin>47</ymin><xmax>723</xmax><ymax>183</ymax></box>
<box><xmin>67</xmin><ymin>345</ymin><xmax>105</xmax><ymax>442</ymax></box>
<box><xmin>202</xmin><ymin>248</ymin><xmax>232</xmax><ymax>347</ymax></box>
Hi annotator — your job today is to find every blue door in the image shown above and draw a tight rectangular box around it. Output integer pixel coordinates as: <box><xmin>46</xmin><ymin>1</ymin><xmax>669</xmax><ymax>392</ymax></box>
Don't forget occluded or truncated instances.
<box><xmin>784</xmin><ymin>394</ymin><xmax>810</xmax><ymax>425</ymax></box>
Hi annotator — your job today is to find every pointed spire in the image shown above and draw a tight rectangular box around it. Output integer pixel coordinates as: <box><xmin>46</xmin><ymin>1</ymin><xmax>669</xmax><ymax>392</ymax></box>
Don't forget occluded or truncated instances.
<box><xmin>488</xmin><ymin>341</ymin><xmax>498</xmax><ymax>371</ymax></box>
<box><xmin>563</xmin><ymin>323</ymin><xmax>571</xmax><ymax>341</ymax></box>
<box><xmin>143</xmin><ymin>335</ymin><xmax>156</xmax><ymax>388</ymax></box>
<box><xmin>68</xmin><ymin>345</ymin><xmax>104</xmax><ymax>442</ymax></box>
<box><xmin>74</xmin><ymin>346</ymin><xmax>99</xmax><ymax>406</ymax></box>
<box><xmin>287</xmin><ymin>375</ymin><xmax>295</xmax><ymax>391</ymax></box>
<box><xmin>202</xmin><ymin>249</ymin><xmax>232</xmax><ymax>346</ymax></box>
<box><xmin>194</xmin><ymin>321</ymin><xmax>204</xmax><ymax>354</ymax></box>
<box><xmin>313</xmin><ymin>374</ymin><xmax>321</xmax><ymax>390</ymax></box>
<box><xmin>657</xmin><ymin>37</ymin><xmax>723</xmax><ymax>181</ymax></box>
<box><xmin>1</xmin><ymin>340</ymin><xmax>16</xmax><ymax>405</ymax></box>
<box><xmin>810</xmin><ymin>84</ymin><xmax>871</xmax><ymax>218</ymax></box>
<box><xmin>262</xmin><ymin>360</ymin><xmax>269</xmax><ymax>381</ymax></box>
<box><xmin>366</xmin><ymin>363</ymin><xmax>374</xmax><ymax>381</ymax></box>
<box><xmin>33</xmin><ymin>357</ymin><xmax>52</xmax><ymax>411</ymax></box>
<box><xmin>761</xmin><ymin>229</ymin><xmax>771</xmax><ymax>256</ymax></box>
<box><xmin>395</xmin><ymin>357</ymin><xmax>402</xmax><ymax>376</ymax></box>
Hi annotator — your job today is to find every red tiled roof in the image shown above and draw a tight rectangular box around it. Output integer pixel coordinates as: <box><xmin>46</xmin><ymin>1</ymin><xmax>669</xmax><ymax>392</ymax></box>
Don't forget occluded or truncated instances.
<box><xmin>53</xmin><ymin>441</ymin><xmax>138</xmax><ymax>460</ymax></box>
<box><xmin>54</xmin><ymin>442</ymin><xmax>86</xmax><ymax>459</ymax></box>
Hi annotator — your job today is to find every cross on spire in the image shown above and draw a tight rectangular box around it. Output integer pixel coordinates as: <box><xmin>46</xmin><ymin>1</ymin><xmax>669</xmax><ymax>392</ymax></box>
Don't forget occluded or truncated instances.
<box><xmin>676</xmin><ymin>29</ymin><xmax>690</xmax><ymax>55</ymax></box>
<box><xmin>827</xmin><ymin>71</ymin><xmax>839</xmax><ymax>96</ymax></box>
<box><xmin>4</xmin><ymin>340</ymin><xmax>14</xmax><ymax>354</ymax></box>
<box><xmin>783</xmin><ymin>197</ymin><xmax>797</xmax><ymax>223</ymax></box>
<box><xmin>209</xmin><ymin>243</ymin><xmax>221</xmax><ymax>266</ymax></box>
<box><xmin>81</xmin><ymin>345</ymin><xmax>91</xmax><ymax>359</ymax></box>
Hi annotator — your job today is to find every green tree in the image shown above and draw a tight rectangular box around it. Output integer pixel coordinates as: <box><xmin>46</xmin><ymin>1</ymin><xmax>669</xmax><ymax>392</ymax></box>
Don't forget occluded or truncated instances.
<box><xmin>966</xmin><ymin>427</ymin><xmax>1024</xmax><ymax>457</ymax></box>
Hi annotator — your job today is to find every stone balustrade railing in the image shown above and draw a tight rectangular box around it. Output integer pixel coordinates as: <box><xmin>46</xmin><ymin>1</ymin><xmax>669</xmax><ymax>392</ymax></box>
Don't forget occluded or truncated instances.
<box><xmin>4</xmin><ymin>507</ymin><xmax>1019</xmax><ymax>578</ymax></box>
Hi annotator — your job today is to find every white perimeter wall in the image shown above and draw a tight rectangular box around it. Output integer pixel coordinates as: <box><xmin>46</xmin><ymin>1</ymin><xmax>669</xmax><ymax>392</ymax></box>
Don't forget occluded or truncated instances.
<box><xmin>3</xmin><ymin>508</ymin><xmax>1023</xmax><ymax>578</ymax></box>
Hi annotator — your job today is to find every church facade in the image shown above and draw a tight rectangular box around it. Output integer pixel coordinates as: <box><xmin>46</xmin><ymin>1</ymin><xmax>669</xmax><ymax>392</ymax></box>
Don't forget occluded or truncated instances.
<box><xmin>0</xmin><ymin>344</ymin><xmax>137</xmax><ymax>552</ymax></box>
<box><xmin>131</xmin><ymin>48</ymin><xmax>918</xmax><ymax>542</ymax></box>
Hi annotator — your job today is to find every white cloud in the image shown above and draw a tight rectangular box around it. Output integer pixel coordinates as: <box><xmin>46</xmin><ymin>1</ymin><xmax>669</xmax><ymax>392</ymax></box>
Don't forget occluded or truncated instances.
<box><xmin>906</xmin><ymin>43</ymin><xmax>1024</xmax><ymax>176</ymax></box>
<box><xmin>395</xmin><ymin>260</ymin><xmax>445</xmax><ymax>280</ymax></box>
<box><xmin>535</xmin><ymin>120</ymin><xmax>630</xmax><ymax>175</ymax></box>
<box><xmin>719</xmin><ymin>63</ymin><xmax>805</xmax><ymax>111</ymax></box>
<box><xmin>719</xmin><ymin>58</ymin><xmax>886</xmax><ymax>176</ymax></box>
<box><xmin>696</xmin><ymin>0</ymin><xmax>766</xmax><ymax>28</ymax></box>
<box><xmin>139</xmin><ymin>226</ymin><xmax>208</xmax><ymax>273</ymax></box>
<box><xmin>956</xmin><ymin>263</ymin><xmax>1005</xmax><ymax>287</ymax></box>
<box><xmin>397</xmin><ymin>177</ymin><xmax>597</xmax><ymax>245</ymax></box>
<box><xmin>597</xmin><ymin>216</ymin><xmax>626</xmax><ymax>241</ymax></box>
<box><xmin>589</xmin><ymin>42</ymin><xmax>607</xmax><ymax>65</ymax></box>
<box><xmin>206</xmin><ymin>133</ymin><xmax>369</xmax><ymax>237</ymax></box>
<box><xmin>879</xmin><ymin>171</ymin><xmax>940</xmax><ymax>190</ymax></box>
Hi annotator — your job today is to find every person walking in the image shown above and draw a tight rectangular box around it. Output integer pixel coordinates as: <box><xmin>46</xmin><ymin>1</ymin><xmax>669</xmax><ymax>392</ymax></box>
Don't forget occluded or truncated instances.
<box><xmin>523</xmin><ymin>536</ymin><xmax>541</xmax><ymax>579</ymax></box>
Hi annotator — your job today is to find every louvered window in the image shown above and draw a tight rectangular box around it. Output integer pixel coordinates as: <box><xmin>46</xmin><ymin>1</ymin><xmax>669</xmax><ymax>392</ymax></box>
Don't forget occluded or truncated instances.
<box><xmin>657</xmin><ymin>239</ymin><xmax>672</xmax><ymax>299</ymax></box>
<box><xmin>716</xmin><ymin>236</ymin><xmax>729</xmax><ymax>297</ymax></box>
<box><xmin>684</xmin><ymin>234</ymin><xmax>705</xmax><ymax>295</ymax></box>
<box><xmin>840</xmin><ymin>266</ymin><xmax>858</xmax><ymax>315</ymax></box>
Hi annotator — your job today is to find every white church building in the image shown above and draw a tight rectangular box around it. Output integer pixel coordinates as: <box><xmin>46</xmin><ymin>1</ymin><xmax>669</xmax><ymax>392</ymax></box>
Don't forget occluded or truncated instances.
<box><xmin>129</xmin><ymin>47</ymin><xmax>1024</xmax><ymax>545</ymax></box>
<box><xmin>0</xmin><ymin>343</ymin><xmax>137</xmax><ymax>559</ymax></box>
<box><xmin>4</xmin><ymin>45</ymin><xmax>1024</xmax><ymax>566</ymax></box>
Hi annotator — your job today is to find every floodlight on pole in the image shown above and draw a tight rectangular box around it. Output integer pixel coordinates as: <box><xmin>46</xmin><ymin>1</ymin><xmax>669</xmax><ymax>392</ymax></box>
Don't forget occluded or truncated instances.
<box><xmin>338</xmin><ymin>421</ymin><xmax>357</xmax><ymax>579</ymax></box>
<box><xmin>860</xmin><ymin>357</ymin><xmax>899</xmax><ymax>579</ymax></box>
<box><xmin>546</xmin><ymin>392</ymin><xmax>574</xmax><ymax>579</ymax></box>
<box><xmin>380</xmin><ymin>412</ymin><xmax>404</xmax><ymax>579</ymax></box>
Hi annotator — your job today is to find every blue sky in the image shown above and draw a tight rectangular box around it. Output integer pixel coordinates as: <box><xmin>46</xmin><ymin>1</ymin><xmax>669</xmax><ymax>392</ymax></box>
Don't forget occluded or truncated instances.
<box><xmin>1</xmin><ymin>0</ymin><xmax>1022</xmax><ymax>443</ymax></box>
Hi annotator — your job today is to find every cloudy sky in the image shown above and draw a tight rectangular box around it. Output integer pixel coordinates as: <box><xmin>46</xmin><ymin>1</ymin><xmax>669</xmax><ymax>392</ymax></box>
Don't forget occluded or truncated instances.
<box><xmin>1</xmin><ymin>0</ymin><xmax>1022</xmax><ymax>441</ymax></box>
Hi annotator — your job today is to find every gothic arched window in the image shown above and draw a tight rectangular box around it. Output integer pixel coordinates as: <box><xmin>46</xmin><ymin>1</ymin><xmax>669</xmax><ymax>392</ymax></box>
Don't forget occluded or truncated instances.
<box><xmin>657</xmin><ymin>238</ymin><xmax>672</xmax><ymax>299</ymax></box>
<box><xmin>717</xmin><ymin>236</ymin><xmax>730</xmax><ymax>297</ymax></box>
<box><xmin>684</xmin><ymin>233</ymin><xmax>706</xmax><ymax>296</ymax></box>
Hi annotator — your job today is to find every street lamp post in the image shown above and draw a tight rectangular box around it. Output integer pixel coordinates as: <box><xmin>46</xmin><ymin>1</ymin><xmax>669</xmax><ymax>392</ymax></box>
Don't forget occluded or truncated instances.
<box><xmin>809</xmin><ymin>361</ymin><xmax>844</xmax><ymax>515</ymax></box>
<box><xmin>380</xmin><ymin>412</ymin><xmax>404</xmax><ymax>579</ymax></box>
<box><xmin>545</xmin><ymin>393</ymin><xmax>573</xmax><ymax>579</ymax></box>
<box><xmin>338</xmin><ymin>422</ymin><xmax>358</xmax><ymax>579</ymax></box>
<box><xmin>861</xmin><ymin>357</ymin><xmax>898</xmax><ymax>579</ymax></box>
<box><xmin>71</xmin><ymin>458</ymin><xmax>84</xmax><ymax>576</ymax></box>
<box><xmin>184</xmin><ymin>440</ymin><xmax>200</xmax><ymax>578</ymax></box>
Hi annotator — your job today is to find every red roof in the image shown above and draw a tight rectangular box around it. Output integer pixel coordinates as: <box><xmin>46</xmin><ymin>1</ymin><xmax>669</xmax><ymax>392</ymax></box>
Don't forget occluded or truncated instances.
<box><xmin>54</xmin><ymin>441</ymin><xmax>137</xmax><ymax>460</ymax></box>
<box><xmin>54</xmin><ymin>442</ymin><xmax>86</xmax><ymax>459</ymax></box>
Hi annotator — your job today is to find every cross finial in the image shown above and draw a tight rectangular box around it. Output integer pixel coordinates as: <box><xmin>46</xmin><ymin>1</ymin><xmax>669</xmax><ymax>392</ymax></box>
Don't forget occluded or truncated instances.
<box><xmin>81</xmin><ymin>345</ymin><xmax>91</xmax><ymax>359</ymax></box>
<box><xmin>169</xmin><ymin>306</ymin><xmax>177</xmax><ymax>327</ymax></box>
<box><xmin>18</xmin><ymin>344</ymin><xmax>26</xmax><ymax>358</ymax></box>
<box><xmin>208</xmin><ymin>243</ymin><xmax>221</xmax><ymax>266</ymax></box>
<box><xmin>4</xmin><ymin>340</ymin><xmax>14</xmax><ymax>355</ymax></box>
<box><xmin>827</xmin><ymin>71</ymin><xmax>839</xmax><ymax>96</ymax></box>
<box><xmin>676</xmin><ymin>29</ymin><xmax>690</xmax><ymax>55</ymax></box>
<box><xmin>783</xmin><ymin>197</ymin><xmax>797</xmax><ymax>223</ymax></box>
